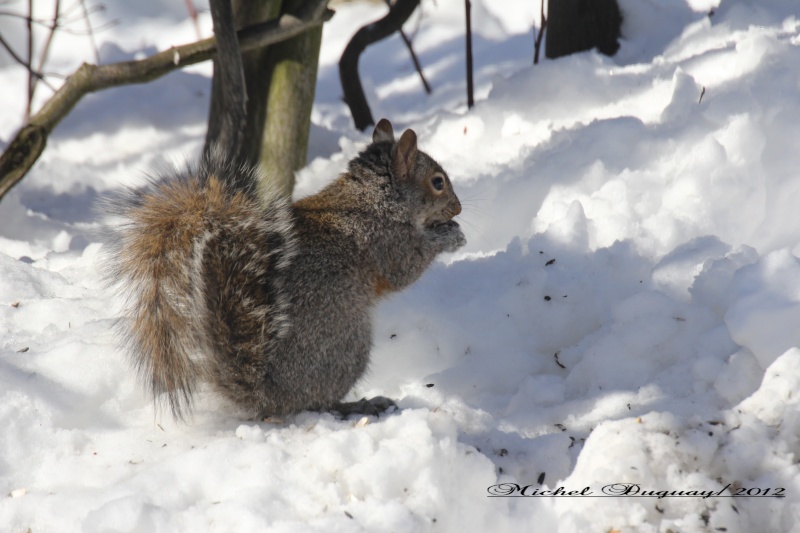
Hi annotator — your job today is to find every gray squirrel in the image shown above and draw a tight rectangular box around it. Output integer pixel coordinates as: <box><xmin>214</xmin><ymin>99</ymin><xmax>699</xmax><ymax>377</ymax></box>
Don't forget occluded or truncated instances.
<box><xmin>107</xmin><ymin>119</ymin><xmax>465</xmax><ymax>420</ymax></box>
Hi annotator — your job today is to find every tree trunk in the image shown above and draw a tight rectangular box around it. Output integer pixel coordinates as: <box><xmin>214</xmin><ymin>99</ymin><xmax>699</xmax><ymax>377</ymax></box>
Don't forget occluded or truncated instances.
<box><xmin>205</xmin><ymin>0</ymin><xmax>322</xmax><ymax>199</ymax></box>
<box><xmin>259</xmin><ymin>0</ymin><xmax>322</xmax><ymax>198</ymax></box>
<box><xmin>545</xmin><ymin>0</ymin><xmax>621</xmax><ymax>59</ymax></box>
<box><xmin>206</xmin><ymin>0</ymin><xmax>280</xmax><ymax>167</ymax></box>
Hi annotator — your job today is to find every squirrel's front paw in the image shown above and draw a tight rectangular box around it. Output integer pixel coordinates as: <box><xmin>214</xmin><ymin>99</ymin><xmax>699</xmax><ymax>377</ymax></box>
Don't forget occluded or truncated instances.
<box><xmin>428</xmin><ymin>220</ymin><xmax>466</xmax><ymax>253</ymax></box>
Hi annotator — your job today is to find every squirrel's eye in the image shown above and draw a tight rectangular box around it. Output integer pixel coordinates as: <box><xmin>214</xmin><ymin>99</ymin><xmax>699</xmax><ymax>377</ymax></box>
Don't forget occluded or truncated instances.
<box><xmin>431</xmin><ymin>175</ymin><xmax>445</xmax><ymax>191</ymax></box>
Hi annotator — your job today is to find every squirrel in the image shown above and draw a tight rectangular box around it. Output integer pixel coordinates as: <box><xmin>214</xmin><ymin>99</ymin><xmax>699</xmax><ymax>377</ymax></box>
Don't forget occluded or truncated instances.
<box><xmin>106</xmin><ymin>119</ymin><xmax>465</xmax><ymax>420</ymax></box>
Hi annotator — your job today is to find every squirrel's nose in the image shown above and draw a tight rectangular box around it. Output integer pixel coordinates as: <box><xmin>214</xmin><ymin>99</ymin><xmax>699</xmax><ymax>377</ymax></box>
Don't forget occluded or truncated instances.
<box><xmin>452</xmin><ymin>198</ymin><xmax>462</xmax><ymax>217</ymax></box>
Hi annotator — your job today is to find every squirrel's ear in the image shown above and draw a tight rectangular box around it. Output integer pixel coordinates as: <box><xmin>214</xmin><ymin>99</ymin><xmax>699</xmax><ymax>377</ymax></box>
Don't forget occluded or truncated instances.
<box><xmin>373</xmin><ymin>119</ymin><xmax>395</xmax><ymax>143</ymax></box>
<box><xmin>394</xmin><ymin>129</ymin><xmax>418</xmax><ymax>179</ymax></box>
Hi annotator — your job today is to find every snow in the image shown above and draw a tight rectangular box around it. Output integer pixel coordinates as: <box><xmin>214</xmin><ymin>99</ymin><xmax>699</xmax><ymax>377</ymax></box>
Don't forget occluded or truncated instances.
<box><xmin>2</xmin><ymin>0</ymin><xmax>800</xmax><ymax>531</ymax></box>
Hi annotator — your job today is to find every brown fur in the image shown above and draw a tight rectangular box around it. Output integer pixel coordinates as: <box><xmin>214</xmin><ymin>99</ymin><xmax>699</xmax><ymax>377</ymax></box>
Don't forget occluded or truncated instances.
<box><xmin>106</xmin><ymin>119</ymin><xmax>465</xmax><ymax>420</ymax></box>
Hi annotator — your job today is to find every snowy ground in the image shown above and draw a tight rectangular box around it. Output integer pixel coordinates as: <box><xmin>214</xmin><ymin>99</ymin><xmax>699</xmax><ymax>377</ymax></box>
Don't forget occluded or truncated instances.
<box><xmin>2</xmin><ymin>0</ymin><xmax>800</xmax><ymax>531</ymax></box>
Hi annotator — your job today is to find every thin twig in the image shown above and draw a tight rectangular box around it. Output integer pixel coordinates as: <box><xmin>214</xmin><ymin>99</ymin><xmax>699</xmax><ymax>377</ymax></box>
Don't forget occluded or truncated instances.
<box><xmin>533</xmin><ymin>0</ymin><xmax>547</xmax><ymax>65</ymax></box>
<box><xmin>0</xmin><ymin>26</ymin><xmax>59</xmax><ymax>92</ymax></box>
<box><xmin>57</xmin><ymin>0</ymin><xmax>104</xmax><ymax>24</ymax></box>
<box><xmin>407</xmin><ymin>0</ymin><xmax>423</xmax><ymax>38</ymax></box>
<box><xmin>398</xmin><ymin>28</ymin><xmax>431</xmax><ymax>93</ymax></box>
<box><xmin>26</xmin><ymin>0</ymin><xmax>34</xmax><ymax>121</ymax></box>
<box><xmin>0</xmin><ymin>3</ymin><xmax>98</xmax><ymax>25</ymax></box>
<box><xmin>0</xmin><ymin>33</ymin><xmax>29</xmax><ymax>68</ymax></box>
<box><xmin>382</xmin><ymin>0</ymin><xmax>430</xmax><ymax>94</ymax></box>
<box><xmin>464</xmin><ymin>0</ymin><xmax>473</xmax><ymax>108</ymax></box>
<box><xmin>0</xmin><ymin>7</ymin><xmax>114</xmax><ymax>32</ymax></box>
<box><xmin>184</xmin><ymin>0</ymin><xmax>201</xmax><ymax>40</ymax></box>
<box><xmin>35</xmin><ymin>0</ymin><xmax>60</xmax><ymax>89</ymax></box>
<box><xmin>59</xmin><ymin>0</ymin><xmax>90</xmax><ymax>19</ymax></box>
<box><xmin>0</xmin><ymin>10</ymin><xmax>58</xmax><ymax>24</ymax></box>
<box><xmin>78</xmin><ymin>0</ymin><xmax>99</xmax><ymax>63</ymax></box>
<box><xmin>40</xmin><ymin>71</ymin><xmax>67</xmax><ymax>79</ymax></box>
<box><xmin>56</xmin><ymin>19</ymin><xmax>117</xmax><ymax>35</ymax></box>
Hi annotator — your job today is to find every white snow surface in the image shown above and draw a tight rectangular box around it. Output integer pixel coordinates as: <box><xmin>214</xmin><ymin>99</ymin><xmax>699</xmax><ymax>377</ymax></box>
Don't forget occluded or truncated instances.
<box><xmin>2</xmin><ymin>0</ymin><xmax>800</xmax><ymax>531</ymax></box>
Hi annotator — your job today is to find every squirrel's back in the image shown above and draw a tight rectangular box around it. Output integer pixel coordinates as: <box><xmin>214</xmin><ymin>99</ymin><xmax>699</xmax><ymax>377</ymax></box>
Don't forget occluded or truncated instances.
<box><xmin>106</xmin><ymin>155</ymin><xmax>295</xmax><ymax>419</ymax></box>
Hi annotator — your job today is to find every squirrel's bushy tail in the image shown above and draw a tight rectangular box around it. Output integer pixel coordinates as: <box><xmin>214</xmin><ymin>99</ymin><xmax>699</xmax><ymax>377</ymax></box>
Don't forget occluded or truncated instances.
<box><xmin>104</xmin><ymin>154</ymin><xmax>292</xmax><ymax>419</ymax></box>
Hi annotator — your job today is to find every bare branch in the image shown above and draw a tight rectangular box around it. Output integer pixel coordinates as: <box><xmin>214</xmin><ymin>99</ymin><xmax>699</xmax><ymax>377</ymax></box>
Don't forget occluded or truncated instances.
<box><xmin>0</xmin><ymin>0</ymin><xmax>332</xmax><ymax>201</ymax></box>
<box><xmin>339</xmin><ymin>0</ymin><xmax>420</xmax><ymax>131</ymax></box>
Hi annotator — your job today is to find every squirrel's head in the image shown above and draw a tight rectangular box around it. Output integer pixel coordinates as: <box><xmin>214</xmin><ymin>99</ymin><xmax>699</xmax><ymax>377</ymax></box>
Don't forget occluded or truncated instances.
<box><xmin>372</xmin><ymin>118</ymin><xmax>462</xmax><ymax>230</ymax></box>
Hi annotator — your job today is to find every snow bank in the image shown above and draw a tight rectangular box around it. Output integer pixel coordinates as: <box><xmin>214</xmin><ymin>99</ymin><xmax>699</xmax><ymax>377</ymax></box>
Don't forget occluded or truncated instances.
<box><xmin>2</xmin><ymin>0</ymin><xmax>800</xmax><ymax>531</ymax></box>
